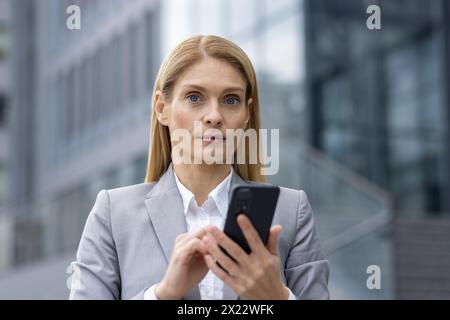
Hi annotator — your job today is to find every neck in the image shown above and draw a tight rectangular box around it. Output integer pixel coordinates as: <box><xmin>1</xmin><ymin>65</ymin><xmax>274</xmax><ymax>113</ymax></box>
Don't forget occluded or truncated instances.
<box><xmin>172</xmin><ymin>163</ymin><xmax>232</xmax><ymax>206</ymax></box>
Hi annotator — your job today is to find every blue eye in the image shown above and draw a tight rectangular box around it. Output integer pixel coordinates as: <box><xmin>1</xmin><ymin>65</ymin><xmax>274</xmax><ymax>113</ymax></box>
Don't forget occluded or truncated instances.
<box><xmin>187</xmin><ymin>94</ymin><xmax>201</xmax><ymax>103</ymax></box>
<box><xmin>224</xmin><ymin>96</ymin><xmax>240</xmax><ymax>105</ymax></box>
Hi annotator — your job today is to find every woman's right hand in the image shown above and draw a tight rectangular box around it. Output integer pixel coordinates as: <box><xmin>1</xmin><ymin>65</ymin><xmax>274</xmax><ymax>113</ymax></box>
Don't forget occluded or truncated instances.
<box><xmin>154</xmin><ymin>227</ymin><xmax>209</xmax><ymax>299</ymax></box>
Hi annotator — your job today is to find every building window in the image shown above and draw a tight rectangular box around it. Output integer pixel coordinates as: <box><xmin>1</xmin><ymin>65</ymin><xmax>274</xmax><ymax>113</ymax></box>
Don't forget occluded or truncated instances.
<box><xmin>145</xmin><ymin>10</ymin><xmax>158</xmax><ymax>93</ymax></box>
<box><xmin>0</xmin><ymin>95</ymin><xmax>6</xmax><ymax>127</ymax></box>
<box><xmin>128</xmin><ymin>22</ymin><xmax>138</xmax><ymax>102</ymax></box>
<box><xmin>133</xmin><ymin>154</ymin><xmax>148</xmax><ymax>184</ymax></box>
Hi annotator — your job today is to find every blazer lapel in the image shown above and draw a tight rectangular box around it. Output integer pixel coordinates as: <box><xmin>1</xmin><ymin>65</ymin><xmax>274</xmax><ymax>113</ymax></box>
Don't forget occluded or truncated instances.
<box><xmin>144</xmin><ymin>164</ymin><xmax>201</xmax><ymax>299</ymax></box>
<box><xmin>145</xmin><ymin>164</ymin><xmax>187</xmax><ymax>263</ymax></box>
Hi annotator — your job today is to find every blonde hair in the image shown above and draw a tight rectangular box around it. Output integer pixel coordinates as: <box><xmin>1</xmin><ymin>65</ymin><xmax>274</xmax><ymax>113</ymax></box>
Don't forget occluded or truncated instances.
<box><xmin>144</xmin><ymin>35</ymin><xmax>267</xmax><ymax>183</ymax></box>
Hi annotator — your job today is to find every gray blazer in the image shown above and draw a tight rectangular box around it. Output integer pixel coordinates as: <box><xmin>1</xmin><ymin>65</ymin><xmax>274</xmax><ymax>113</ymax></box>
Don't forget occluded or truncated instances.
<box><xmin>69</xmin><ymin>163</ymin><xmax>330</xmax><ymax>300</ymax></box>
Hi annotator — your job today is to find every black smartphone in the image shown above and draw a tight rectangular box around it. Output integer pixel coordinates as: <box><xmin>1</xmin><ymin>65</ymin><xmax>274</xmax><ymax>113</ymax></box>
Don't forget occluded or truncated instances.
<box><xmin>223</xmin><ymin>184</ymin><xmax>280</xmax><ymax>254</ymax></box>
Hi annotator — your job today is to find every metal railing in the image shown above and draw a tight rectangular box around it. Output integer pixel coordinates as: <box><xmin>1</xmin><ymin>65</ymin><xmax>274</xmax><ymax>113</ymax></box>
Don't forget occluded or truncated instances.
<box><xmin>297</xmin><ymin>142</ymin><xmax>394</xmax><ymax>299</ymax></box>
<box><xmin>298</xmin><ymin>142</ymin><xmax>393</xmax><ymax>250</ymax></box>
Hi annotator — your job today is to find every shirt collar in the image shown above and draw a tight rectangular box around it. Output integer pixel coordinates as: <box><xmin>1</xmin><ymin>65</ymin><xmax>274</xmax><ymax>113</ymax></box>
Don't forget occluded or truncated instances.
<box><xmin>173</xmin><ymin>167</ymin><xmax>233</xmax><ymax>218</ymax></box>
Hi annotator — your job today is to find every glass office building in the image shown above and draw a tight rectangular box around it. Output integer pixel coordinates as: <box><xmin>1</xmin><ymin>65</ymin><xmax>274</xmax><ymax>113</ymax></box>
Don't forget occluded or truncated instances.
<box><xmin>303</xmin><ymin>0</ymin><xmax>450</xmax><ymax>298</ymax></box>
<box><xmin>304</xmin><ymin>0</ymin><xmax>449</xmax><ymax>215</ymax></box>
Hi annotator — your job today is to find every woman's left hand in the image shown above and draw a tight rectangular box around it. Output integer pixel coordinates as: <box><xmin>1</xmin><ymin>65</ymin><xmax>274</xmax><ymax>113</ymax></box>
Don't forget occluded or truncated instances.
<box><xmin>202</xmin><ymin>214</ymin><xmax>289</xmax><ymax>300</ymax></box>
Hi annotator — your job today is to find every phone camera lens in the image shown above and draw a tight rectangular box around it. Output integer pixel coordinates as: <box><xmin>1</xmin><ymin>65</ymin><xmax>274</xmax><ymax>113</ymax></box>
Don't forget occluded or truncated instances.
<box><xmin>237</xmin><ymin>189</ymin><xmax>251</xmax><ymax>200</ymax></box>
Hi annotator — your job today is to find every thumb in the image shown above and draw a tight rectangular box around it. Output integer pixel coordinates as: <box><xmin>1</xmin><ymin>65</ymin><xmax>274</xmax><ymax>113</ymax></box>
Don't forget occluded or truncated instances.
<box><xmin>267</xmin><ymin>225</ymin><xmax>282</xmax><ymax>255</ymax></box>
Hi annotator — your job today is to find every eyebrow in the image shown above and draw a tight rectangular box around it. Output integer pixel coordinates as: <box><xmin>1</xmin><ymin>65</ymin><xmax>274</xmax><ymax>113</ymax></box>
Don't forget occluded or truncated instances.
<box><xmin>181</xmin><ymin>84</ymin><xmax>245</xmax><ymax>94</ymax></box>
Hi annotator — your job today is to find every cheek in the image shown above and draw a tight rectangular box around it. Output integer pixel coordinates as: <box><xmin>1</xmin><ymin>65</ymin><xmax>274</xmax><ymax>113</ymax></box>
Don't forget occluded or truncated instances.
<box><xmin>226</xmin><ymin>109</ymin><xmax>249</xmax><ymax>129</ymax></box>
<box><xmin>170</xmin><ymin>103</ymin><xmax>196</xmax><ymax>128</ymax></box>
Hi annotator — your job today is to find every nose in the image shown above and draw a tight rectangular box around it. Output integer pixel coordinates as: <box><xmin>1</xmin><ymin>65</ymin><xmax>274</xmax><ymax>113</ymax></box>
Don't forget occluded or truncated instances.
<box><xmin>203</xmin><ymin>102</ymin><xmax>223</xmax><ymax>127</ymax></box>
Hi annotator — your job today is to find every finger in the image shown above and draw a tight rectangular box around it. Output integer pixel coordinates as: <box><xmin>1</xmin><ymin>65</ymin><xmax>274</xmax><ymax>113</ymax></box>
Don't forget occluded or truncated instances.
<box><xmin>181</xmin><ymin>227</ymin><xmax>208</xmax><ymax>244</ymax></box>
<box><xmin>174</xmin><ymin>228</ymin><xmax>207</xmax><ymax>252</ymax></box>
<box><xmin>204</xmin><ymin>254</ymin><xmax>242</xmax><ymax>294</ymax></box>
<box><xmin>236</xmin><ymin>214</ymin><xmax>265</xmax><ymax>256</ymax></box>
<box><xmin>179</xmin><ymin>237</ymin><xmax>208</xmax><ymax>259</ymax></box>
<box><xmin>202</xmin><ymin>235</ymin><xmax>241</xmax><ymax>277</ymax></box>
<box><xmin>267</xmin><ymin>225</ymin><xmax>282</xmax><ymax>255</ymax></box>
<box><xmin>191</xmin><ymin>227</ymin><xmax>208</xmax><ymax>239</ymax></box>
<box><xmin>204</xmin><ymin>226</ymin><xmax>252</xmax><ymax>267</ymax></box>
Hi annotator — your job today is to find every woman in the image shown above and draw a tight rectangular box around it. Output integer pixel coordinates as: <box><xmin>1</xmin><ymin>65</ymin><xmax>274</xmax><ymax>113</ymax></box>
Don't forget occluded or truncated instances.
<box><xmin>69</xmin><ymin>35</ymin><xmax>329</xmax><ymax>300</ymax></box>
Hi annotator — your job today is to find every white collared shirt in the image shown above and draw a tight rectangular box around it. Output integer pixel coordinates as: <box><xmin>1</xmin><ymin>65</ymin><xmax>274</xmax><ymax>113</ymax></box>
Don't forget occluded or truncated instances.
<box><xmin>173</xmin><ymin>166</ymin><xmax>233</xmax><ymax>300</ymax></box>
<box><xmin>144</xmin><ymin>166</ymin><xmax>296</xmax><ymax>300</ymax></box>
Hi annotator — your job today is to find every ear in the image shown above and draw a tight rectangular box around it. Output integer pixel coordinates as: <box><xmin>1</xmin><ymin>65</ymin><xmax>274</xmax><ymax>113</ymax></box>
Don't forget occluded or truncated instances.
<box><xmin>154</xmin><ymin>90</ymin><xmax>169</xmax><ymax>126</ymax></box>
<box><xmin>244</xmin><ymin>98</ymin><xmax>253</xmax><ymax>126</ymax></box>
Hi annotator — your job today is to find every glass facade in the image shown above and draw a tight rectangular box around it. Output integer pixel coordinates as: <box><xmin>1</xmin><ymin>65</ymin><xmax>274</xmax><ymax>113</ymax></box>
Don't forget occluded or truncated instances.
<box><xmin>304</xmin><ymin>0</ymin><xmax>449</xmax><ymax>214</ymax></box>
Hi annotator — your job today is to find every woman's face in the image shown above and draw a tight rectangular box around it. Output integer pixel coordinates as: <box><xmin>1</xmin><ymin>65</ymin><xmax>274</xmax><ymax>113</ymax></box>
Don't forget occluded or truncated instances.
<box><xmin>155</xmin><ymin>57</ymin><xmax>252</xmax><ymax>165</ymax></box>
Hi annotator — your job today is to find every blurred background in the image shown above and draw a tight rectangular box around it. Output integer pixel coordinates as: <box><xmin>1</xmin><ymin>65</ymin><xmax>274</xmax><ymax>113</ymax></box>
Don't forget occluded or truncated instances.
<box><xmin>0</xmin><ymin>0</ymin><xmax>449</xmax><ymax>299</ymax></box>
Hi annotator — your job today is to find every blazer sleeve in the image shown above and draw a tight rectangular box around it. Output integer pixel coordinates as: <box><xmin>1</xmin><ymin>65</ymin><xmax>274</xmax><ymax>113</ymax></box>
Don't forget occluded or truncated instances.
<box><xmin>69</xmin><ymin>189</ymin><xmax>122</xmax><ymax>299</ymax></box>
<box><xmin>284</xmin><ymin>190</ymin><xmax>330</xmax><ymax>300</ymax></box>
